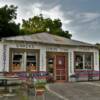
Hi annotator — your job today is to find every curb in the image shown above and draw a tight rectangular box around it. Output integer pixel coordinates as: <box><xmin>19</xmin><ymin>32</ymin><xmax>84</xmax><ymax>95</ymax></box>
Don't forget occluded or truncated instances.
<box><xmin>46</xmin><ymin>84</ymin><xmax>69</xmax><ymax>100</ymax></box>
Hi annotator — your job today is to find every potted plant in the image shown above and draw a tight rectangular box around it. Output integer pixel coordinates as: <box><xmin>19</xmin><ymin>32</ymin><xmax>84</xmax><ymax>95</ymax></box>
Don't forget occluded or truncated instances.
<box><xmin>30</xmin><ymin>65</ymin><xmax>36</xmax><ymax>71</ymax></box>
<box><xmin>35</xmin><ymin>81</ymin><xmax>46</xmax><ymax>95</ymax></box>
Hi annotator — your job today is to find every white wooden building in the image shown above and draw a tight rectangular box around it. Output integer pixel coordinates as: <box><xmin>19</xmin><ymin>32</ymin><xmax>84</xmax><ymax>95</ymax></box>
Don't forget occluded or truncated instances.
<box><xmin>0</xmin><ymin>33</ymin><xmax>99</xmax><ymax>82</ymax></box>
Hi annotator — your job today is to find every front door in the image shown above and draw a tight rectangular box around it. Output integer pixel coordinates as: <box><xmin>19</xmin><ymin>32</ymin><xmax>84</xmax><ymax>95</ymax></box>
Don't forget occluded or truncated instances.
<box><xmin>55</xmin><ymin>56</ymin><xmax>67</xmax><ymax>81</ymax></box>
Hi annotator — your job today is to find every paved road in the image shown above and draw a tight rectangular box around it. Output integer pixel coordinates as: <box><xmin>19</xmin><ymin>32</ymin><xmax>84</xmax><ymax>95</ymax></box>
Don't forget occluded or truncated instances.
<box><xmin>49</xmin><ymin>82</ymin><xmax>100</xmax><ymax>100</ymax></box>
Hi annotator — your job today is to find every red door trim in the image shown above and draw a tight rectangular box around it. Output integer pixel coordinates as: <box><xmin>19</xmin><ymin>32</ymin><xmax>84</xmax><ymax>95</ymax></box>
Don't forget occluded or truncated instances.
<box><xmin>55</xmin><ymin>55</ymin><xmax>67</xmax><ymax>82</ymax></box>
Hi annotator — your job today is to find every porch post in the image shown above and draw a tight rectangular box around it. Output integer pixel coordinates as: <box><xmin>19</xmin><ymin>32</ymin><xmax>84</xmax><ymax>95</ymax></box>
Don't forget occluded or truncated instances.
<box><xmin>71</xmin><ymin>51</ymin><xmax>75</xmax><ymax>74</ymax></box>
<box><xmin>39</xmin><ymin>48</ymin><xmax>46</xmax><ymax>71</ymax></box>
<box><xmin>3</xmin><ymin>45</ymin><xmax>9</xmax><ymax>72</ymax></box>
<box><xmin>94</xmin><ymin>51</ymin><xmax>99</xmax><ymax>71</ymax></box>
<box><xmin>68</xmin><ymin>51</ymin><xmax>75</xmax><ymax>81</ymax></box>
<box><xmin>0</xmin><ymin>43</ymin><xmax>4</xmax><ymax>72</ymax></box>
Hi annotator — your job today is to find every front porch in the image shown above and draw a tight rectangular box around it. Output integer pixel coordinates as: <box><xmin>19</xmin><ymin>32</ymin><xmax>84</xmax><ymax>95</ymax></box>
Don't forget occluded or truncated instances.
<box><xmin>7</xmin><ymin>47</ymin><xmax>99</xmax><ymax>82</ymax></box>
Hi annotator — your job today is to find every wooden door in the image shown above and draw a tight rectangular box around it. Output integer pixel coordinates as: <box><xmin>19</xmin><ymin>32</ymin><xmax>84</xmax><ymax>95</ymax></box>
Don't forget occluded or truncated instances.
<box><xmin>56</xmin><ymin>56</ymin><xmax>66</xmax><ymax>81</ymax></box>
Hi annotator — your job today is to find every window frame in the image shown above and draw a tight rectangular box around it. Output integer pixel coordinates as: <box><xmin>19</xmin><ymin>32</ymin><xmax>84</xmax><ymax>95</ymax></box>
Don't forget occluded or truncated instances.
<box><xmin>11</xmin><ymin>50</ymin><xmax>39</xmax><ymax>72</ymax></box>
<box><xmin>12</xmin><ymin>52</ymin><xmax>24</xmax><ymax>71</ymax></box>
<box><xmin>26</xmin><ymin>52</ymin><xmax>38</xmax><ymax>71</ymax></box>
<box><xmin>74</xmin><ymin>52</ymin><xmax>94</xmax><ymax>70</ymax></box>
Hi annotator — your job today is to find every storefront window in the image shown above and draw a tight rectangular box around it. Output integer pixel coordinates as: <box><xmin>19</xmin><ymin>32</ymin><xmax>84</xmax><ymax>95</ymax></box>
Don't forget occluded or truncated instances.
<box><xmin>12</xmin><ymin>53</ymin><xmax>23</xmax><ymax>71</ymax></box>
<box><xmin>85</xmin><ymin>54</ymin><xmax>93</xmax><ymax>69</ymax></box>
<box><xmin>26</xmin><ymin>53</ymin><xmax>37</xmax><ymax>71</ymax></box>
<box><xmin>11</xmin><ymin>49</ymin><xmax>39</xmax><ymax>72</ymax></box>
<box><xmin>47</xmin><ymin>58</ymin><xmax>54</xmax><ymax>73</ymax></box>
<box><xmin>75</xmin><ymin>55</ymin><xmax>83</xmax><ymax>69</ymax></box>
<box><xmin>74</xmin><ymin>52</ymin><xmax>93</xmax><ymax>70</ymax></box>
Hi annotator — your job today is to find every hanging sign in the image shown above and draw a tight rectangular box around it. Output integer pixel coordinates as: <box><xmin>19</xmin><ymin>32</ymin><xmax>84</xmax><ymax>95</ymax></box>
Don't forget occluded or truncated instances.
<box><xmin>16</xmin><ymin>44</ymin><xmax>35</xmax><ymax>48</ymax></box>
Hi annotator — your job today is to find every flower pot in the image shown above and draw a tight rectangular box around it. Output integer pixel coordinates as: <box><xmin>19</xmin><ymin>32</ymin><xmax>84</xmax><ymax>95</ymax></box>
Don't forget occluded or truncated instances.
<box><xmin>35</xmin><ymin>88</ymin><xmax>45</xmax><ymax>95</ymax></box>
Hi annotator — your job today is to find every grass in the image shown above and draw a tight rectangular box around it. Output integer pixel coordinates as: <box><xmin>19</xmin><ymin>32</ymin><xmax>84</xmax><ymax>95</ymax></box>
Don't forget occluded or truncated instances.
<box><xmin>15</xmin><ymin>86</ymin><xmax>28</xmax><ymax>100</ymax></box>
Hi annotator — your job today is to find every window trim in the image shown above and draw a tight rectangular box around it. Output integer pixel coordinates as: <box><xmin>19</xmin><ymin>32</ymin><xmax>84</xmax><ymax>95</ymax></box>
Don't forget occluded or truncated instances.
<box><xmin>74</xmin><ymin>52</ymin><xmax>94</xmax><ymax>70</ymax></box>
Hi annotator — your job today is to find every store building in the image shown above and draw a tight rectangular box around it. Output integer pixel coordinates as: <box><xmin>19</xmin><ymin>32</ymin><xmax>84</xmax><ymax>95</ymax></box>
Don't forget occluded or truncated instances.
<box><xmin>0</xmin><ymin>33</ymin><xmax>99</xmax><ymax>82</ymax></box>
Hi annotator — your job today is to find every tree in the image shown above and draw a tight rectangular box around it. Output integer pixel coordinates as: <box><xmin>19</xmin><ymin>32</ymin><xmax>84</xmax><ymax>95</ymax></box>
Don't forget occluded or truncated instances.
<box><xmin>21</xmin><ymin>14</ymin><xmax>72</xmax><ymax>39</ymax></box>
<box><xmin>0</xmin><ymin>5</ymin><xmax>20</xmax><ymax>38</ymax></box>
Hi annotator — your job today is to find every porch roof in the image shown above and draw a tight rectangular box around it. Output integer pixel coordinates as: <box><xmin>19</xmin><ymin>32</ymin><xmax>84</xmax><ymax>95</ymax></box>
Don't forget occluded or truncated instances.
<box><xmin>2</xmin><ymin>32</ymin><xmax>95</xmax><ymax>47</ymax></box>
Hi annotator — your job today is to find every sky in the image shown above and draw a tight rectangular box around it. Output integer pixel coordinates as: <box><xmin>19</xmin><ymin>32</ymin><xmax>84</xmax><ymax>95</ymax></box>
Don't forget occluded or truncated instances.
<box><xmin>0</xmin><ymin>0</ymin><xmax>100</xmax><ymax>44</ymax></box>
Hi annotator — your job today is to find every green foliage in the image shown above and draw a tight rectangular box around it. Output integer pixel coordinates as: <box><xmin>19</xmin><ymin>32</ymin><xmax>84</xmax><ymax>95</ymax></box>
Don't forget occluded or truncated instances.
<box><xmin>0</xmin><ymin>5</ymin><xmax>20</xmax><ymax>38</ymax></box>
<box><xmin>0</xmin><ymin>5</ymin><xmax>71</xmax><ymax>39</ymax></box>
<box><xmin>21</xmin><ymin>14</ymin><xmax>45</xmax><ymax>34</ymax></box>
<box><xmin>35</xmin><ymin>81</ymin><xmax>46</xmax><ymax>89</ymax></box>
<box><xmin>21</xmin><ymin>14</ymin><xmax>72</xmax><ymax>39</ymax></box>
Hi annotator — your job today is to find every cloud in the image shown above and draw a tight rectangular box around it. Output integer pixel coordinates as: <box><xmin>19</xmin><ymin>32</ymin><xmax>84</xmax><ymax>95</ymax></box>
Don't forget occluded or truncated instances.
<box><xmin>78</xmin><ymin>12</ymin><xmax>100</xmax><ymax>23</ymax></box>
<box><xmin>66</xmin><ymin>11</ymin><xmax>100</xmax><ymax>43</ymax></box>
<box><xmin>0</xmin><ymin>1</ymin><xmax>71</xmax><ymax>29</ymax></box>
<box><xmin>16</xmin><ymin>2</ymin><xmax>71</xmax><ymax>30</ymax></box>
<box><xmin>1</xmin><ymin>0</ymin><xmax>100</xmax><ymax>43</ymax></box>
<box><xmin>30</xmin><ymin>3</ymin><xmax>72</xmax><ymax>30</ymax></box>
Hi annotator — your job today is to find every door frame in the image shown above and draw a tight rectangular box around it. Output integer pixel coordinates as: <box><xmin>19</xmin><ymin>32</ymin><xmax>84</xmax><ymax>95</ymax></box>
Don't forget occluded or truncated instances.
<box><xmin>46</xmin><ymin>52</ymin><xmax>68</xmax><ymax>82</ymax></box>
<box><xmin>55</xmin><ymin>54</ymin><xmax>68</xmax><ymax>82</ymax></box>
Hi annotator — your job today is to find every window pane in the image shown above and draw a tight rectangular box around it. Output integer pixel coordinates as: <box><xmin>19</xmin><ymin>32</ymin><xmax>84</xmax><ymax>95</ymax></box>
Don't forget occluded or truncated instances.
<box><xmin>74</xmin><ymin>52</ymin><xmax>94</xmax><ymax>70</ymax></box>
<box><xmin>75</xmin><ymin>54</ymin><xmax>83</xmax><ymax>69</ymax></box>
<box><xmin>12</xmin><ymin>54</ymin><xmax>23</xmax><ymax>71</ymax></box>
<box><xmin>26</xmin><ymin>54</ymin><xmax>37</xmax><ymax>71</ymax></box>
<box><xmin>13</xmin><ymin>55</ymin><xmax>22</xmax><ymax>60</ymax></box>
<box><xmin>27</xmin><ymin>55</ymin><xmax>36</xmax><ymax>61</ymax></box>
<box><xmin>85</xmin><ymin>53</ymin><xmax>93</xmax><ymax>69</ymax></box>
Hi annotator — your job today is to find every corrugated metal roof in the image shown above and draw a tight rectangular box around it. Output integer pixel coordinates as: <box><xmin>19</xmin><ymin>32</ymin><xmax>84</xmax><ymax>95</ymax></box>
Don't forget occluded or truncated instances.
<box><xmin>2</xmin><ymin>32</ymin><xmax>95</xmax><ymax>47</ymax></box>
